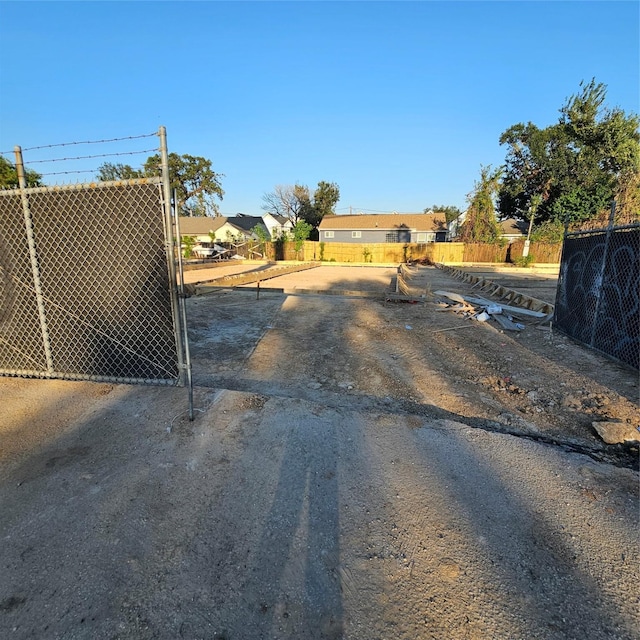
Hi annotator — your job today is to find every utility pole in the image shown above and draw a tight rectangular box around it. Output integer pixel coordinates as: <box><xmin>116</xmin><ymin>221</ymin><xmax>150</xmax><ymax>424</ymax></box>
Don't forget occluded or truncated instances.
<box><xmin>522</xmin><ymin>194</ymin><xmax>542</xmax><ymax>258</ymax></box>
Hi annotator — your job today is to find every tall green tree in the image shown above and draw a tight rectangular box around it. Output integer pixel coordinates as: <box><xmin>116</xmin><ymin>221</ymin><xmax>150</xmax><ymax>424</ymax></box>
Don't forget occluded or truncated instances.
<box><xmin>306</xmin><ymin>181</ymin><xmax>340</xmax><ymax>227</ymax></box>
<box><xmin>459</xmin><ymin>166</ymin><xmax>502</xmax><ymax>242</ymax></box>
<box><xmin>143</xmin><ymin>153</ymin><xmax>224</xmax><ymax>216</ymax></box>
<box><xmin>0</xmin><ymin>156</ymin><xmax>42</xmax><ymax>187</ymax></box>
<box><xmin>499</xmin><ymin>79</ymin><xmax>640</xmax><ymax>225</ymax></box>
<box><xmin>97</xmin><ymin>153</ymin><xmax>224</xmax><ymax>216</ymax></box>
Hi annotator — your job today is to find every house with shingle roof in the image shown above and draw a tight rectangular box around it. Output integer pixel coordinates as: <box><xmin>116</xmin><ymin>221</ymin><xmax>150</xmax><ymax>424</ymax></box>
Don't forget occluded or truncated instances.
<box><xmin>318</xmin><ymin>213</ymin><xmax>449</xmax><ymax>243</ymax></box>
<box><xmin>261</xmin><ymin>212</ymin><xmax>293</xmax><ymax>239</ymax></box>
<box><xmin>499</xmin><ymin>218</ymin><xmax>529</xmax><ymax>243</ymax></box>
<box><xmin>179</xmin><ymin>216</ymin><xmax>269</xmax><ymax>243</ymax></box>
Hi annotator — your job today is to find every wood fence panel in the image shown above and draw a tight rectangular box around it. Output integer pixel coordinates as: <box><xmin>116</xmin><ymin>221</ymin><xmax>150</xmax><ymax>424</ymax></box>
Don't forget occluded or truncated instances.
<box><xmin>463</xmin><ymin>243</ymin><xmax>509</xmax><ymax>263</ymax></box>
<box><xmin>509</xmin><ymin>241</ymin><xmax>562</xmax><ymax>263</ymax></box>
<box><xmin>304</xmin><ymin>242</ymin><xmax>466</xmax><ymax>264</ymax></box>
<box><xmin>263</xmin><ymin>241</ymin><xmax>559</xmax><ymax>264</ymax></box>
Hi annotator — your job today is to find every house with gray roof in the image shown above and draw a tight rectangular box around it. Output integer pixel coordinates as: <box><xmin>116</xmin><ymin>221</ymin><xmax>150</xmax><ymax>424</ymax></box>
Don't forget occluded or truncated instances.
<box><xmin>499</xmin><ymin>218</ymin><xmax>529</xmax><ymax>243</ymax></box>
<box><xmin>318</xmin><ymin>213</ymin><xmax>449</xmax><ymax>243</ymax></box>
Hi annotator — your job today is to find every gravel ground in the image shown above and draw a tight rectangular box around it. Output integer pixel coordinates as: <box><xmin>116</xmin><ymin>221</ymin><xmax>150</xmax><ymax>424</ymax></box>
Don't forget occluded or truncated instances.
<box><xmin>0</xmin><ymin>265</ymin><xmax>638</xmax><ymax>640</ymax></box>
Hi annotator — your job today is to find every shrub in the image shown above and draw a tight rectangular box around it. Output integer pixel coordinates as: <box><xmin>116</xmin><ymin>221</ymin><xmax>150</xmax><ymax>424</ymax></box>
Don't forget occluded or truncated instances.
<box><xmin>512</xmin><ymin>254</ymin><xmax>535</xmax><ymax>267</ymax></box>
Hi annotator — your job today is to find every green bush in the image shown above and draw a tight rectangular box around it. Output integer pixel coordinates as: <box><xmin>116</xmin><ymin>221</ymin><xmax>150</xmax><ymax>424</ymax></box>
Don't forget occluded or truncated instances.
<box><xmin>512</xmin><ymin>254</ymin><xmax>535</xmax><ymax>267</ymax></box>
<box><xmin>530</xmin><ymin>220</ymin><xmax>564</xmax><ymax>243</ymax></box>
<box><xmin>181</xmin><ymin>235</ymin><xmax>195</xmax><ymax>258</ymax></box>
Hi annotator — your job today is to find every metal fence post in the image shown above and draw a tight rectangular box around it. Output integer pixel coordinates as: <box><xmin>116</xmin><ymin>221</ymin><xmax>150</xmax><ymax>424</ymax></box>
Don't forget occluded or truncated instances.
<box><xmin>14</xmin><ymin>146</ymin><xmax>54</xmax><ymax>374</ymax></box>
<box><xmin>159</xmin><ymin>127</ymin><xmax>193</xmax><ymax>417</ymax></box>
<box><xmin>588</xmin><ymin>200</ymin><xmax>616</xmax><ymax>348</ymax></box>
<box><xmin>173</xmin><ymin>191</ymin><xmax>194</xmax><ymax>421</ymax></box>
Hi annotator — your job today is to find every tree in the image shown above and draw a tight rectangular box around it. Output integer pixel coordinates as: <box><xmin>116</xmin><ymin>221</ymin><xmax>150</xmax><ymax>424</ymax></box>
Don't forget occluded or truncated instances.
<box><xmin>143</xmin><ymin>153</ymin><xmax>224</xmax><ymax>216</ymax></box>
<box><xmin>292</xmin><ymin>220</ymin><xmax>312</xmax><ymax>258</ymax></box>
<box><xmin>96</xmin><ymin>153</ymin><xmax>224</xmax><ymax>216</ymax></box>
<box><xmin>458</xmin><ymin>166</ymin><xmax>502</xmax><ymax>242</ymax></box>
<box><xmin>0</xmin><ymin>156</ymin><xmax>42</xmax><ymax>187</ymax></box>
<box><xmin>498</xmin><ymin>79</ymin><xmax>640</xmax><ymax>225</ymax></box>
<box><xmin>306</xmin><ymin>181</ymin><xmax>340</xmax><ymax>227</ymax></box>
<box><xmin>262</xmin><ymin>181</ymin><xmax>340</xmax><ymax>229</ymax></box>
<box><xmin>261</xmin><ymin>183</ymin><xmax>312</xmax><ymax>225</ymax></box>
<box><xmin>96</xmin><ymin>162</ymin><xmax>143</xmax><ymax>181</ymax></box>
<box><xmin>424</xmin><ymin>204</ymin><xmax>462</xmax><ymax>224</ymax></box>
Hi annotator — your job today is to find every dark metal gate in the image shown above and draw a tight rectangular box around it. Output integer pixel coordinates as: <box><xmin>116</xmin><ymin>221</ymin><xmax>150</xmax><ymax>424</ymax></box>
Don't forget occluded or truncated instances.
<box><xmin>554</xmin><ymin>221</ymin><xmax>639</xmax><ymax>370</ymax></box>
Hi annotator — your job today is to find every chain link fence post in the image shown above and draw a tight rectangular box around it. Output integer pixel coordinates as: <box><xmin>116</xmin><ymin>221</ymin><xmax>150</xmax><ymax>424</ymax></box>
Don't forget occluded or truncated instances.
<box><xmin>173</xmin><ymin>191</ymin><xmax>194</xmax><ymax>420</ymax></box>
<box><xmin>159</xmin><ymin>127</ymin><xmax>193</xmax><ymax>418</ymax></box>
<box><xmin>14</xmin><ymin>145</ymin><xmax>54</xmax><ymax>374</ymax></box>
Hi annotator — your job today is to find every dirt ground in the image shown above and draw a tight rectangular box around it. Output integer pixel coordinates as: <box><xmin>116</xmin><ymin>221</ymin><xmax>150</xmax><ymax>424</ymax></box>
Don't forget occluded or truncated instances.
<box><xmin>0</xmin><ymin>264</ymin><xmax>638</xmax><ymax>639</ymax></box>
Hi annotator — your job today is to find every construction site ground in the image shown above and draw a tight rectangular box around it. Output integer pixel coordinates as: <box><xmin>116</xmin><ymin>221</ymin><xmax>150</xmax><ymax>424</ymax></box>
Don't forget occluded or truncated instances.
<box><xmin>1</xmin><ymin>263</ymin><xmax>638</xmax><ymax>640</ymax></box>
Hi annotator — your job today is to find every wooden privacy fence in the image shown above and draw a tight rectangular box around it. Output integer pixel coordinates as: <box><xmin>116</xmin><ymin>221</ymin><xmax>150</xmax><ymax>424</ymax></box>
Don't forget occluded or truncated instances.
<box><xmin>508</xmin><ymin>240</ymin><xmax>563</xmax><ymax>263</ymax></box>
<box><xmin>257</xmin><ymin>241</ymin><xmax>561</xmax><ymax>264</ymax></box>
<box><xmin>463</xmin><ymin>241</ymin><xmax>562</xmax><ymax>264</ymax></box>
<box><xmin>265</xmin><ymin>241</ymin><xmax>468</xmax><ymax>263</ymax></box>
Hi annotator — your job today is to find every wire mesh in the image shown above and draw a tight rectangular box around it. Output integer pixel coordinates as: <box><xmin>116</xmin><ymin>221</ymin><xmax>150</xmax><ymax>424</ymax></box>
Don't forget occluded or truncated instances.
<box><xmin>554</xmin><ymin>225</ymin><xmax>640</xmax><ymax>370</ymax></box>
<box><xmin>0</xmin><ymin>178</ymin><xmax>181</xmax><ymax>384</ymax></box>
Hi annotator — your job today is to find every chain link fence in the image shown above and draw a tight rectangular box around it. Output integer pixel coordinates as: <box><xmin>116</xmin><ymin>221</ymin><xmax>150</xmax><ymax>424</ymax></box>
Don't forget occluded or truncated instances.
<box><xmin>554</xmin><ymin>220</ymin><xmax>639</xmax><ymax>370</ymax></box>
<box><xmin>0</xmin><ymin>176</ymin><xmax>187</xmax><ymax>384</ymax></box>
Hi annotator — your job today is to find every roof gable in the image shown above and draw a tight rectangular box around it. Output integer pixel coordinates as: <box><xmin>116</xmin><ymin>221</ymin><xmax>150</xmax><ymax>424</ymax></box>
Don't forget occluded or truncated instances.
<box><xmin>499</xmin><ymin>218</ymin><xmax>528</xmax><ymax>235</ymax></box>
<box><xmin>179</xmin><ymin>216</ymin><xmax>227</xmax><ymax>234</ymax></box>
<box><xmin>226</xmin><ymin>215</ymin><xmax>266</xmax><ymax>232</ymax></box>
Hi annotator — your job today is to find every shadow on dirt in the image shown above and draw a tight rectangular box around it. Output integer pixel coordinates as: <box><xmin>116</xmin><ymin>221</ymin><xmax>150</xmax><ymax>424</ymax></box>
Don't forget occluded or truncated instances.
<box><xmin>0</xmin><ymin>266</ymin><xmax>637</xmax><ymax>639</ymax></box>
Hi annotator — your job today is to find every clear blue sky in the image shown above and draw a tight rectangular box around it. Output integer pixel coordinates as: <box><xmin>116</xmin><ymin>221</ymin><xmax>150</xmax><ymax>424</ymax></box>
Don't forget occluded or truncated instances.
<box><xmin>1</xmin><ymin>1</ymin><xmax>638</xmax><ymax>215</ymax></box>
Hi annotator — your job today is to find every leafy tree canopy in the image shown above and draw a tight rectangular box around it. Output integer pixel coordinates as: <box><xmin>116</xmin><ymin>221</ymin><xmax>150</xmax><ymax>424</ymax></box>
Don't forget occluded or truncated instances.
<box><xmin>97</xmin><ymin>153</ymin><xmax>224</xmax><ymax>216</ymax></box>
<box><xmin>96</xmin><ymin>162</ymin><xmax>143</xmax><ymax>181</ymax></box>
<box><xmin>309</xmin><ymin>181</ymin><xmax>340</xmax><ymax>227</ymax></box>
<box><xmin>458</xmin><ymin>166</ymin><xmax>502</xmax><ymax>242</ymax></box>
<box><xmin>498</xmin><ymin>79</ymin><xmax>640</xmax><ymax>225</ymax></box>
<box><xmin>292</xmin><ymin>220</ymin><xmax>313</xmax><ymax>245</ymax></box>
<box><xmin>0</xmin><ymin>156</ymin><xmax>42</xmax><ymax>188</ymax></box>
<box><xmin>143</xmin><ymin>153</ymin><xmax>224</xmax><ymax>216</ymax></box>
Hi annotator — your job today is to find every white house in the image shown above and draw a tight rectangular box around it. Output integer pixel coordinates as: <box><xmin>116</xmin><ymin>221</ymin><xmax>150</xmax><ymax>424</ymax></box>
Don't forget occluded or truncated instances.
<box><xmin>261</xmin><ymin>212</ymin><xmax>293</xmax><ymax>239</ymax></box>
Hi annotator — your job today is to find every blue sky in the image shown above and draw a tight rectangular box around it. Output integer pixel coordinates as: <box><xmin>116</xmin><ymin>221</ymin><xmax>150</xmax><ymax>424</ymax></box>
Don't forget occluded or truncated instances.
<box><xmin>1</xmin><ymin>1</ymin><xmax>638</xmax><ymax>215</ymax></box>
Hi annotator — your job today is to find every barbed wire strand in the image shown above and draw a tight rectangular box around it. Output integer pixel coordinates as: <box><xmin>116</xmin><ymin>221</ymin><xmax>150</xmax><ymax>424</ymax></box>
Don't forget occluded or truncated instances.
<box><xmin>39</xmin><ymin>169</ymin><xmax>105</xmax><ymax>177</ymax></box>
<box><xmin>26</xmin><ymin>148</ymin><xmax>159</xmax><ymax>164</ymax></box>
<box><xmin>0</xmin><ymin>132</ymin><xmax>158</xmax><ymax>156</ymax></box>
<box><xmin>22</xmin><ymin>132</ymin><xmax>157</xmax><ymax>151</ymax></box>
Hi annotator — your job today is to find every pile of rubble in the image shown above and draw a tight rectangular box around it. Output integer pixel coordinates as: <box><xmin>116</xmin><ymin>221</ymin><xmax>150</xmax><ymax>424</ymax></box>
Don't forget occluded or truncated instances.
<box><xmin>434</xmin><ymin>290</ymin><xmax>552</xmax><ymax>332</ymax></box>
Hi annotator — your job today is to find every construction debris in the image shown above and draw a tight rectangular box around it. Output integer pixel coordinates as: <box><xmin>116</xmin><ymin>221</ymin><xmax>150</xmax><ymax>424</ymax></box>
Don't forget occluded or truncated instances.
<box><xmin>436</xmin><ymin>264</ymin><xmax>555</xmax><ymax>315</ymax></box>
<box><xmin>592</xmin><ymin>421</ymin><xmax>640</xmax><ymax>445</ymax></box>
<box><xmin>433</xmin><ymin>290</ymin><xmax>545</xmax><ymax>332</ymax></box>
